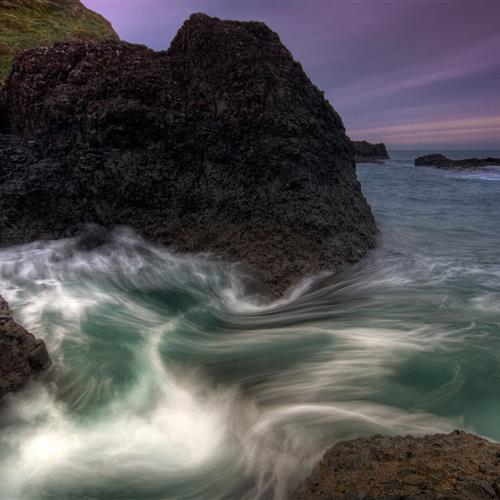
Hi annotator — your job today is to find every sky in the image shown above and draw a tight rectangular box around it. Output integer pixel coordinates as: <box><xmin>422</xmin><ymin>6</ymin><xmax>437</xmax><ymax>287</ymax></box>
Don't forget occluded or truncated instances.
<box><xmin>82</xmin><ymin>0</ymin><xmax>500</xmax><ymax>150</ymax></box>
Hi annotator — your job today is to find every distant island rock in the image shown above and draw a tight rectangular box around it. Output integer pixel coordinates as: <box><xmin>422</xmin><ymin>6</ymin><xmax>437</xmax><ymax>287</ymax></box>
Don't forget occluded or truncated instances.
<box><xmin>0</xmin><ymin>0</ymin><xmax>118</xmax><ymax>85</ymax></box>
<box><xmin>296</xmin><ymin>430</ymin><xmax>500</xmax><ymax>500</ymax></box>
<box><xmin>0</xmin><ymin>294</ymin><xmax>50</xmax><ymax>399</ymax></box>
<box><xmin>0</xmin><ymin>13</ymin><xmax>377</xmax><ymax>297</ymax></box>
<box><xmin>415</xmin><ymin>154</ymin><xmax>500</xmax><ymax>170</ymax></box>
<box><xmin>352</xmin><ymin>140</ymin><xmax>389</xmax><ymax>163</ymax></box>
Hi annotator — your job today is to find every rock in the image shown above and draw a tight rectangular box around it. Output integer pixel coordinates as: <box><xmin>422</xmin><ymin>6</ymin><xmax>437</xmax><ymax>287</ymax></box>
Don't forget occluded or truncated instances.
<box><xmin>0</xmin><ymin>294</ymin><xmax>50</xmax><ymax>400</ymax></box>
<box><xmin>466</xmin><ymin>479</ymin><xmax>497</xmax><ymax>498</ymax></box>
<box><xmin>0</xmin><ymin>0</ymin><xmax>119</xmax><ymax>85</ymax></box>
<box><xmin>0</xmin><ymin>13</ymin><xmax>377</xmax><ymax>297</ymax></box>
<box><xmin>415</xmin><ymin>154</ymin><xmax>500</xmax><ymax>170</ymax></box>
<box><xmin>295</xmin><ymin>431</ymin><xmax>500</xmax><ymax>500</ymax></box>
<box><xmin>352</xmin><ymin>140</ymin><xmax>389</xmax><ymax>163</ymax></box>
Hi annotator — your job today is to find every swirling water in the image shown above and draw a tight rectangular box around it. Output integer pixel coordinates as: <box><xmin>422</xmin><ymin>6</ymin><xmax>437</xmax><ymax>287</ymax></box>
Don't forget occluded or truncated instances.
<box><xmin>0</xmin><ymin>151</ymin><xmax>499</xmax><ymax>499</ymax></box>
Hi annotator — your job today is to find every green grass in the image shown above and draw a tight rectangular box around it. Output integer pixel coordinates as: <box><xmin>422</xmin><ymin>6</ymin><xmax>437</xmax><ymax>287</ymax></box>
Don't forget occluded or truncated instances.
<box><xmin>0</xmin><ymin>0</ymin><xmax>118</xmax><ymax>84</ymax></box>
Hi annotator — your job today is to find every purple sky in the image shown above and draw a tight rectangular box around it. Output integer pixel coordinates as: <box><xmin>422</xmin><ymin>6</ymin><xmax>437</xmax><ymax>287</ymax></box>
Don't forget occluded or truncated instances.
<box><xmin>82</xmin><ymin>0</ymin><xmax>500</xmax><ymax>150</ymax></box>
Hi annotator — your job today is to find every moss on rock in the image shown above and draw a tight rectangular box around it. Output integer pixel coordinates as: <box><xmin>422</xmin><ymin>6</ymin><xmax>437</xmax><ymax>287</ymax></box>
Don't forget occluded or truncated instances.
<box><xmin>0</xmin><ymin>0</ymin><xmax>118</xmax><ymax>84</ymax></box>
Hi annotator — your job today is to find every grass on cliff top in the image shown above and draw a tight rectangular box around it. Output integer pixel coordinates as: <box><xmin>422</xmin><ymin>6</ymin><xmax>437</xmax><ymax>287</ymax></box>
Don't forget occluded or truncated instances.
<box><xmin>0</xmin><ymin>0</ymin><xmax>118</xmax><ymax>84</ymax></box>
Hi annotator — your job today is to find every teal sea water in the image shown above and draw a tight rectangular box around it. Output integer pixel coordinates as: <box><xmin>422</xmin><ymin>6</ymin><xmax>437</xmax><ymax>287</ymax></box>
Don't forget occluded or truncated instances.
<box><xmin>0</xmin><ymin>151</ymin><xmax>499</xmax><ymax>499</ymax></box>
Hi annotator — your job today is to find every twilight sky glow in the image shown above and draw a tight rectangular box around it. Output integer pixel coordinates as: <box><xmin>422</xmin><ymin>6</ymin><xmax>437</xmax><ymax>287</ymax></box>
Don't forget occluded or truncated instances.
<box><xmin>82</xmin><ymin>0</ymin><xmax>500</xmax><ymax>150</ymax></box>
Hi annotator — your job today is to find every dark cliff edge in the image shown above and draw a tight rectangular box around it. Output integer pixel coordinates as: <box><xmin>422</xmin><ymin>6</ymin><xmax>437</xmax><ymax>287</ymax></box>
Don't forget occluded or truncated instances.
<box><xmin>296</xmin><ymin>431</ymin><xmax>500</xmax><ymax>500</ymax></box>
<box><xmin>0</xmin><ymin>13</ymin><xmax>377</xmax><ymax>298</ymax></box>
<box><xmin>415</xmin><ymin>154</ymin><xmax>500</xmax><ymax>170</ymax></box>
<box><xmin>352</xmin><ymin>140</ymin><xmax>389</xmax><ymax>164</ymax></box>
<box><xmin>0</xmin><ymin>294</ymin><xmax>50</xmax><ymax>400</ymax></box>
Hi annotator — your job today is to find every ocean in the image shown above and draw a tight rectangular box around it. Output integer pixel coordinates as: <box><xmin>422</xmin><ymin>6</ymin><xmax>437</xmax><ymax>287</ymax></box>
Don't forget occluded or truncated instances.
<box><xmin>0</xmin><ymin>150</ymin><xmax>499</xmax><ymax>499</ymax></box>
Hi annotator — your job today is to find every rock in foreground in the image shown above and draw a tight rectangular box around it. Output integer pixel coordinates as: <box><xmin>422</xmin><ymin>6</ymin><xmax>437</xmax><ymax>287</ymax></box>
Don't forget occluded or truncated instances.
<box><xmin>0</xmin><ymin>295</ymin><xmax>50</xmax><ymax>399</ymax></box>
<box><xmin>352</xmin><ymin>140</ymin><xmax>389</xmax><ymax>163</ymax></box>
<box><xmin>415</xmin><ymin>154</ymin><xmax>500</xmax><ymax>170</ymax></box>
<box><xmin>0</xmin><ymin>13</ymin><xmax>377</xmax><ymax>297</ymax></box>
<box><xmin>296</xmin><ymin>431</ymin><xmax>500</xmax><ymax>500</ymax></box>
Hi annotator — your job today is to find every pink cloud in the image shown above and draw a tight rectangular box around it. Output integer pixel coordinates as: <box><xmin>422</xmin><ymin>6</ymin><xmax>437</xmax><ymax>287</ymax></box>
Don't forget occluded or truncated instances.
<box><xmin>349</xmin><ymin>116</ymin><xmax>500</xmax><ymax>145</ymax></box>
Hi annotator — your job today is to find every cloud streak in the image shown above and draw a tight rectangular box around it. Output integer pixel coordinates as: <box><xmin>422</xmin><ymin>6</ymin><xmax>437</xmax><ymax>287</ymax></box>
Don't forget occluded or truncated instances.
<box><xmin>351</xmin><ymin>116</ymin><xmax>500</xmax><ymax>146</ymax></box>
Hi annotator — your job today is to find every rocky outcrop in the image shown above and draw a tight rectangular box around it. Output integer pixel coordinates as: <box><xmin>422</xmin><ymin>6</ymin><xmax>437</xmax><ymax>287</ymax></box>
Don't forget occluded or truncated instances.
<box><xmin>0</xmin><ymin>294</ymin><xmax>50</xmax><ymax>399</ymax></box>
<box><xmin>0</xmin><ymin>0</ymin><xmax>118</xmax><ymax>84</ymax></box>
<box><xmin>296</xmin><ymin>431</ymin><xmax>500</xmax><ymax>500</ymax></box>
<box><xmin>0</xmin><ymin>13</ymin><xmax>377</xmax><ymax>297</ymax></box>
<box><xmin>352</xmin><ymin>140</ymin><xmax>389</xmax><ymax>163</ymax></box>
<box><xmin>415</xmin><ymin>154</ymin><xmax>500</xmax><ymax>170</ymax></box>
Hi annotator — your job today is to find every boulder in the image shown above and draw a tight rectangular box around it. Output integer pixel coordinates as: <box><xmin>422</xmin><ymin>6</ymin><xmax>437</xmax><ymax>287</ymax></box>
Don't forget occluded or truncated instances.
<box><xmin>296</xmin><ymin>430</ymin><xmax>500</xmax><ymax>500</ymax></box>
<box><xmin>0</xmin><ymin>13</ymin><xmax>377</xmax><ymax>297</ymax></box>
<box><xmin>0</xmin><ymin>294</ymin><xmax>50</xmax><ymax>400</ymax></box>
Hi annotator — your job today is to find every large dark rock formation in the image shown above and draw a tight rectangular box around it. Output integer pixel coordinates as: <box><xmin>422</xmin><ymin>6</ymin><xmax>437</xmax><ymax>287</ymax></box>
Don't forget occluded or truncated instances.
<box><xmin>352</xmin><ymin>140</ymin><xmax>389</xmax><ymax>163</ymax></box>
<box><xmin>0</xmin><ymin>0</ymin><xmax>119</xmax><ymax>84</ymax></box>
<box><xmin>0</xmin><ymin>13</ymin><xmax>377</xmax><ymax>296</ymax></box>
<box><xmin>415</xmin><ymin>154</ymin><xmax>500</xmax><ymax>170</ymax></box>
<box><xmin>0</xmin><ymin>294</ymin><xmax>50</xmax><ymax>399</ymax></box>
<box><xmin>296</xmin><ymin>431</ymin><xmax>500</xmax><ymax>500</ymax></box>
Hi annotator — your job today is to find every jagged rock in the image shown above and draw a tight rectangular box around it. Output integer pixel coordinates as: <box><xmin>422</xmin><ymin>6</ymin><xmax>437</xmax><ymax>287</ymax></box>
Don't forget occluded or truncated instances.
<box><xmin>352</xmin><ymin>140</ymin><xmax>389</xmax><ymax>163</ymax></box>
<box><xmin>0</xmin><ymin>294</ymin><xmax>50</xmax><ymax>399</ymax></box>
<box><xmin>295</xmin><ymin>431</ymin><xmax>500</xmax><ymax>500</ymax></box>
<box><xmin>0</xmin><ymin>13</ymin><xmax>377</xmax><ymax>297</ymax></box>
<box><xmin>415</xmin><ymin>154</ymin><xmax>500</xmax><ymax>170</ymax></box>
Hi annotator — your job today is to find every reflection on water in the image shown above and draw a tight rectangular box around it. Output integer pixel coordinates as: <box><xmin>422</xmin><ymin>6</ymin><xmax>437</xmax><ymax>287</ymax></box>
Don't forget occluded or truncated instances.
<box><xmin>0</xmin><ymin>151</ymin><xmax>499</xmax><ymax>499</ymax></box>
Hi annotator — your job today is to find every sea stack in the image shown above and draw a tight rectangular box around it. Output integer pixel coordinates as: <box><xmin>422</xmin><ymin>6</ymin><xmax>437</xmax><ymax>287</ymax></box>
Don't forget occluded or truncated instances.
<box><xmin>0</xmin><ymin>13</ymin><xmax>377</xmax><ymax>296</ymax></box>
<box><xmin>0</xmin><ymin>294</ymin><xmax>50</xmax><ymax>399</ymax></box>
<box><xmin>415</xmin><ymin>154</ymin><xmax>500</xmax><ymax>170</ymax></box>
<box><xmin>352</xmin><ymin>140</ymin><xmax>389</xmax><ymax>163</ymax></box>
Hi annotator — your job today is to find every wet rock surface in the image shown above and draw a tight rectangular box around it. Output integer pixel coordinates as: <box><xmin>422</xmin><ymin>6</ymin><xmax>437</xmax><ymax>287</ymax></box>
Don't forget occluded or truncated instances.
<box><xmin>0</xmin><ymin>13</ymin><xmax>377</xmax><ymax>297</ymax></box>
<box><xmin>0</xmin><ymin>294</ymin><xmax>50</xmax><ymax>400</ymax></box>
<box><xmin>296</xmin><ymin>431</ymin><xmax>500</xmax><ymax>500</ymax></box>
<box><xmin>415</xmin><ymin>154</ymin><xmax>500</xmax><ymax>170</ymax></box>
<box><xmin>353</xmin><ymin>140</ymin><xmax>389</xmax><ymax>163</ymax></box>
